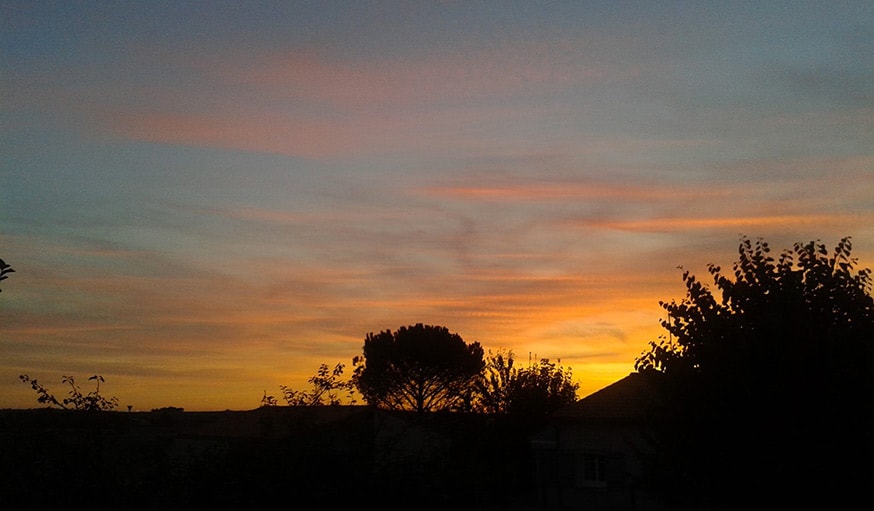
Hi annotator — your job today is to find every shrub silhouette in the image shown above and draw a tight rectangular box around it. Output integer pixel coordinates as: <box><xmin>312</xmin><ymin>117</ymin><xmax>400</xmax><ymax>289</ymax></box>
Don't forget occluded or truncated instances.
<box><xmin>269</xmin><ymin>362</ymin><xmax>357</xmax><ymax>406</ymax></box>
<box><xmin>476</xmin><ymin>350</ymin><xmax>578</xmax><ymax>416</ymax></box>
<box><xmin>19</xmin><ymin>374</ymin><xmax>119</xmax><ymax>411</ymax></box>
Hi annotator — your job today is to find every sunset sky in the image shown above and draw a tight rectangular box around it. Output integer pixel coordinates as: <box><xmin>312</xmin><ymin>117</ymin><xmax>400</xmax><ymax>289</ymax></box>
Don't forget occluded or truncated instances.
<box><xmin>2</xmin><ymin>1</ymin><xmax>873</xmax><ymax>411</ymax></box>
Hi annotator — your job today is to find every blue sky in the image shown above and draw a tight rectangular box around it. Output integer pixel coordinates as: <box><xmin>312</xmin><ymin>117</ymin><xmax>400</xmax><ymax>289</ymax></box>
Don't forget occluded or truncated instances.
<box><xmin>2</xmin><ymin>1</ymin><xmax>873</xmax><ymax>410</ymax></box>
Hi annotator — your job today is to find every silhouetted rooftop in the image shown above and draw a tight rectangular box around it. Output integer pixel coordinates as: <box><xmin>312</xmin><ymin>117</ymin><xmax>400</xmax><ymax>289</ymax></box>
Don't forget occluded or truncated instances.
<box><xmin>551</xmin><ymin>372</ymin><xmax>662</xmax><ymax>421</ymax></box>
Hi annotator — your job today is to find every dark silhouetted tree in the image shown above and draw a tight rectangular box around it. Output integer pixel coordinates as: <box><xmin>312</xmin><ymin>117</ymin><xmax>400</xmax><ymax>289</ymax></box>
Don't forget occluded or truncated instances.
<box><xmin>0</xmin><ymin>257</ymin><xmax>14</xmax><ymax>292</ymax></box>
<box><xmin>635</xmin><ymin>236</ymin><xmax>874</xmax><ymax>509</ymax></box>
<box><xmin>476</xmin><ymin>350</ymin><xmax>578</xmax><ymax>416</ymax></box>
<box><xmin>352</xmin><ymin>323</ymin><xmax>484</xmax><ymax>413</ymax></box>
<box><xmin>19</xmin><ymin>374</ymin><xmax>119</xmax><ymax>411</ymax></box>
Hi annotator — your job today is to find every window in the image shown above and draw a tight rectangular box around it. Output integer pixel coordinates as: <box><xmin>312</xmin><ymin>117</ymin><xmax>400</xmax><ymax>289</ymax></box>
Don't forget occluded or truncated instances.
<box><xmin>576</xmin><ymin>453</ymin><xmax>607</xmax><ymax>487</ymax></box>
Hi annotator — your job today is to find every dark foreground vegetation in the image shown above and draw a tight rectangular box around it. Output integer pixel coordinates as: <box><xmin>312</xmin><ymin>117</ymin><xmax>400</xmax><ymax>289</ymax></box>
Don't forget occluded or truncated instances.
<box><xmin>0</xmin><ymin>406</ymin><xmax>543</xmax><ymax>510</ymax></box>
<box><xmin>635</xmin><ymin>236</ymin><xmax>874</xmax><ymax>510</ymax></box>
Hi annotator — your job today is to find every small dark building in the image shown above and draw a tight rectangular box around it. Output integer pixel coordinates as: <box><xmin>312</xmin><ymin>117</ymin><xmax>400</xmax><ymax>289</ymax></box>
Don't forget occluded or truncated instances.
<box><xmin>531</xmin><ymin>373</ymin><xmax>664</xmax><ymax>510</ymax></box>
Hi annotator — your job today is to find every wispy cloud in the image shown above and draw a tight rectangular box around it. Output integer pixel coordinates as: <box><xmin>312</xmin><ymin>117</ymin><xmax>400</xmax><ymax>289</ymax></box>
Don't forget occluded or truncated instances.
<box><xmin>573</xmin><ymin>214</ymin><xmax>870</xmax><ymax>233</ymax></box>
<box><xmin>226</xmin><ymin>38</ymin><xmax>629</xmax><ymax>108</ymax></box>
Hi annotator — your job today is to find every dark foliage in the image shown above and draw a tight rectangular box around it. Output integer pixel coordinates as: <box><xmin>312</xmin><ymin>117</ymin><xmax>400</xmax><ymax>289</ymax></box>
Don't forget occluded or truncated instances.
<box><xmin>635</xmin><ymin>236</ymin><xmax>874</xmax><ymax>509</ymax></box>
<box><xmin>476</xmin><ymin>350</ymin><xmax>578</xmax><ymax>417</ymax></box>
<box><xmin>0</xmin><ymin>257</ymin><xmax>13</xmax><ymax>292</ymax></box>
<box><xmin>19</xmin><ymin>374</ymin><xmax>119</xmax><ymax>411</ymax></box>
<box><xmin>274</xmin><ymin>362</ymin><xmax>356</xmax><ymax>406</ymax></box>
<box><xmin>353</xmin><ymin>324</ymin><xmax>485</xmax><ymax>413</ymax></box>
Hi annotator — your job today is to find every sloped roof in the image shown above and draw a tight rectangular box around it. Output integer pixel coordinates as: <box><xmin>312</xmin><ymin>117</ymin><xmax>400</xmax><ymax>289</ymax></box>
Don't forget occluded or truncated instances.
<box><xmin>551</xmin><ymin>372</ymin><xmax>662</xmax><ymax>421</ymax></box>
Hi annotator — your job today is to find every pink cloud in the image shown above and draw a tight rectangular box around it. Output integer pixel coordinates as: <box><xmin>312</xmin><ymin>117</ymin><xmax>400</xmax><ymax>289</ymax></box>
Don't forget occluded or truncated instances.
<box><xmin>228</xmin><ymin>39</ymin><xmax>622</xmax><ymax>109</ymax></box>
<box><xmin>95</xmin><ymin>38</ymin><xmax>634</xmax><ymax>157</ymax></box>
<box><xmin>105</xmin><ymin>110</ymin><xmax>377</xmax><ymax>159</ymax></box>
<box><xmin>86</xmin><ymin>36</ymin><xmax>658</xmax><ymax>158</ymax></box>
<box><xmin>103</xmin><ymin>100</ymin><xmax>550</xmax><ymax>159</ymax></box>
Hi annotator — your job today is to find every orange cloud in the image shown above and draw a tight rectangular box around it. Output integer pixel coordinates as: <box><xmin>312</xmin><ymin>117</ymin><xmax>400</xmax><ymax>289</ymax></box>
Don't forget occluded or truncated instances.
<box><xmin>417</xmin><ymin>180</ymin><xmax>724</xmax><ymax>202</ymax></box>
<box><xmin>578</xmin><ymin>213</ymin><xmax>870</xmax><ymax>233</ymax></box>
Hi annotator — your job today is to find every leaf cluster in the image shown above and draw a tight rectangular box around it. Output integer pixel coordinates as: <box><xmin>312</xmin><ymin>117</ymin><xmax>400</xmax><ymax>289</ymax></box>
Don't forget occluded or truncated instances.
<box><xmin>275</xmin><ymin>362</ymin><xmax>356</xmax><ymax>406</ymax></box>
<box><xmin>0</xmin><ymin>257</ymin><xmax>13</xmax><ymax>292</ymax></box>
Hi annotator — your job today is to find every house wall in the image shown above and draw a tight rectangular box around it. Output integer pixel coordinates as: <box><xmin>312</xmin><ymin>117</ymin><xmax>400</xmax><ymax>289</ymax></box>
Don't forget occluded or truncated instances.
<box><xmin>533</xmin><ymin>420</ymin><xmax>661</xmax><ymax>511</ymax></box>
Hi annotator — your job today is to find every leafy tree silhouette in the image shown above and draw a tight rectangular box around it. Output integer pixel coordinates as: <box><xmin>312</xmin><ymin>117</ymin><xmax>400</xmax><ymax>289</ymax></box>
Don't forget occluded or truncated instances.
<box><xmin>476</xmin><ymin>349</ymin><xmax>578</xmax><ymax>416</ymax></box>
<box><xmin>635</xmin><ymin>236</ymin><xmax>874</xmax><ymax>509</ymax></box>
<box><xmin>352</xmin><ymin>323</ymin><xmax>484</xmax><ymax>413</ymax></box>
